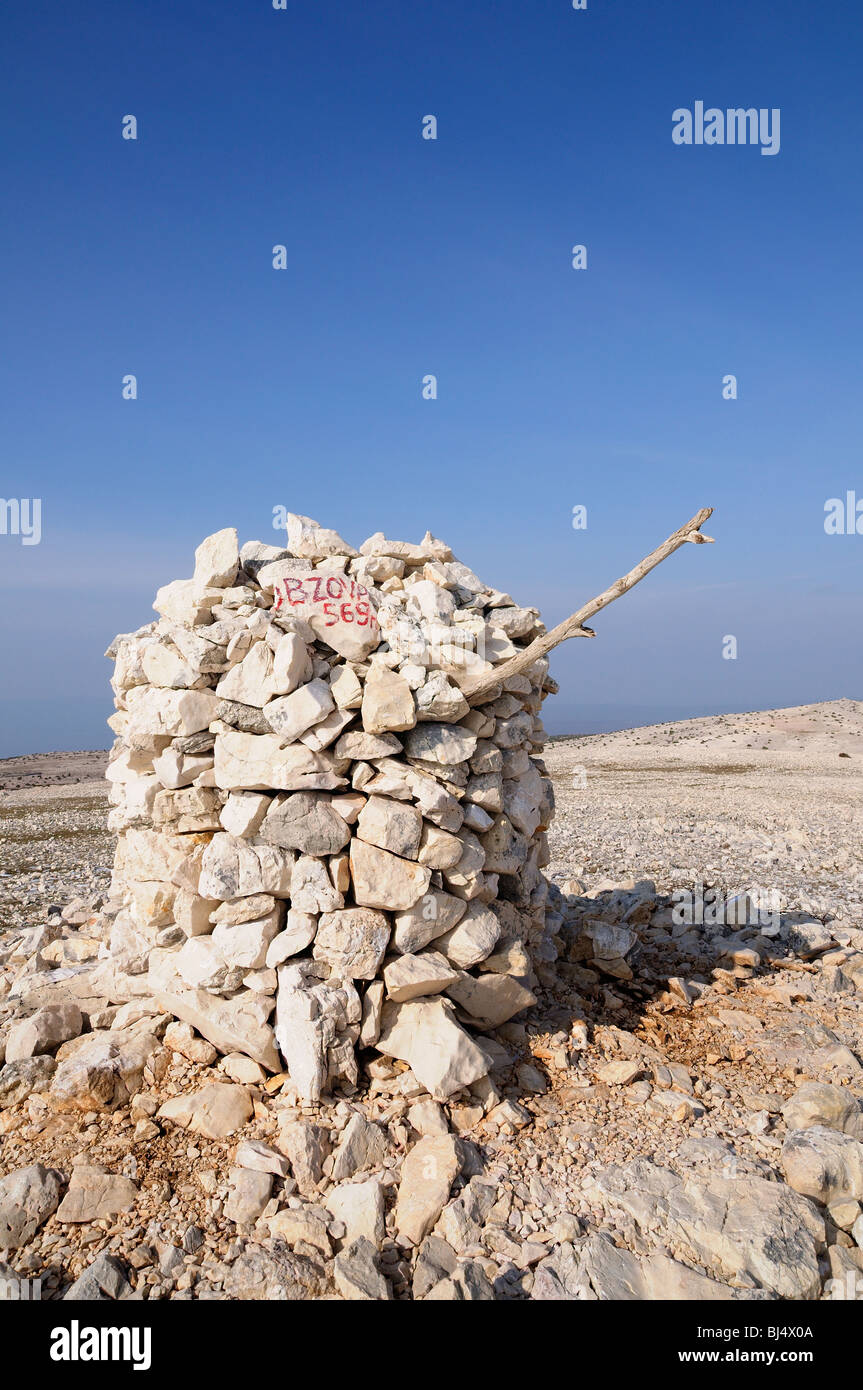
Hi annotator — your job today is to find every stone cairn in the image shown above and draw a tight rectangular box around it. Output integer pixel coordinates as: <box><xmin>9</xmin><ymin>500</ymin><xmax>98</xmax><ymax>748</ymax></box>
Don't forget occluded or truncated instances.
<box><xmin>105</xmin><ymin>509</ymin><xmax>713</xmax><ymax>1107</ymax></box>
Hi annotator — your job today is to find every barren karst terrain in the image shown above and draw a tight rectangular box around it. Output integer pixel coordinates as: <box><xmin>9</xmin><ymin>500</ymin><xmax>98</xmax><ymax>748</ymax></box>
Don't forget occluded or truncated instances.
<box><xmin>1</xmin><ymin>697</ymin><xmax>861</xmax><ymax>1300</ymax></box>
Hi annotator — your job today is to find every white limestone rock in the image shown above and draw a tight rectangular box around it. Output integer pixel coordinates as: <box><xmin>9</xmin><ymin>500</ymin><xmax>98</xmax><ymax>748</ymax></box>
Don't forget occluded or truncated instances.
<box><xmin>114</xmin><ymin>827</ymin><xmax>212</xmax><ymax>886</ymax></box>
<box><xmin>376</xmin><ymin>997</ymin><xmax>489</xmax><ymax>1100</ymax></box>
<box><xmin>151</xmin><ymin>749</ymin><xmax>214</xmax><ymax>791</ymax></box>
<box><xmin>441</xmin><ymin>830</ymin><xmax>488</xmax><ymax>901</ymax></box>
<box><xmin>417</xmin><ymin>823</ymin><xmax>464</xmax><ymax>870</ymax></box>
<box><xmin>392</xmin><ymin>891</ymin><xmax>467</xmax><ymax>954</ymax></box>
<box><xmin>263</xmin><ymin>678</ymin><xmax>335</xmax><ymax>742</ymax></box>
<box><xmin>415</xmin><ymin>670</ymin><xmax>469</xmax><ymax>723</ymax></box>
<box><xmin>212</xmin><ymin>908</ymin><xmax>283</xmax><ymax>971</ymax></box>
<box><xmin>266</xmin><ymin>910</ymin><xmax>319</xmax><ymax>967</ymax></box>
<box><xmin>329</xmin><ymin>664</ymin><xmax>364</xmax><ymax>709</ymax></box>
<box><xmin>194</xmin><ymin>528</ymin><xmax>240</xmax><ymax>590</ymax></box>
<box><xmin>312</xmin><ymin>908</ymin><xmax>391</xmax><ymax>980</ymax></box>
<box><xmin>141</xmin><ymin>642</ymin><xmax>206</xmax><ymax>690</ymax></box>
<box><xmin>405</xmin><ymin>579</ymin><xmax>457</xmax><ymax>624</ymax></box>
<box><xmin>285</xmin><ymin>513</ymin><xmax>358</xmax><ymax>560</ymax></box>
<box><xmin>360</xmin><ymin>532</ymin><xmax>431</xmax><ymax>564</ymax></box>
<box><xmin>163</xmin><ymin>1020</ymin><xmax>218</xmax><ymax>1065</ymax></box>
<box><xmin>153</xmin><ymin>579</ymin><xmax>221</xmax><ymax>627</ymax></box>
<box><xmin>361</xmin><ymin>665</ymin><xmax>416</xmax><ymax>735</ymax></box>
<box><xmin>125</xmin><ymin>688</ymin><xmax>221</xmax><ymax>741</ymax></box>
<box><xmin>219</xmin><ymin>791</ymin><xmax>271</xmax><ymax>838</ymax></box>
<box><xmin>271</xmin><ymin>567</ymin><xmax>380</xmax><ymax>661</ymax></box>
<box><xmin>158</xmin><ymin>1082</ymin><xmax>252</xmax><ymax>1140</ymax></box>
<box><xmin>383</xmin><ymin>951</ymin><xmax>459</xmax><ymax>1002</ymax></box>
<box><xmin>325</xmin><ymin>1178</ymin><xmax>386</xmax><ymax>1249</ymax></box>
<box><xmin>5</xmin><ymin>1004</ymin><xmax>83</xmax><ymax>1062</ymax></box>
<box><xmin>213</xmin><ymin>731</ymin><xmax>348</xmax><ymax>792</ymax></box>
<box><xmin>335</xmin><ymin>729</ymin><xmax>402</xmax><ymax>761</ymax></box>
<box><xmin>153</xmin><ymin>987</ymin><xmax>280</xmax><ymax>1071</ymax></box>
<box><xmin>274</xmin><ymin>965</ymin><xmax>358</xmax><ymax>1102</ymax></box>
<box><xmin>435</xmin><ymin>902</ymin><xmax>501</xmax><ymax>968</ymax></box>
<box><xmin>394</xmin><ymin>1134</ymin><xmax>462</xmax><ymax>1245</ymax></box>
<box><xmin>259</xmin><ymin>791</ymin><xmax>351</xmax><ymax>856</ymax></box>
<box><xmin>300</xmin><ymin>707</ymin><xmax>355</xmax><ymax>751</ymax></box>
<box><xmin>290</xmin><ymin>855</ymin><xmax>344</xmax><ymax>913</ymax></box>
<box><xmin>356</xmin><ymin>796</ymin><xmax>423</xmax><ymax>860</ymax></box>
<box><xmin>216</xmin><ymin>642</ymin><xmax>277</xmax><ymax>708</ymax></box>
<box><xmin>271</xmin><ymin>631</ymin><xmax>313</xmax><ymax>697</ymax></box>
<box><xmin>198</xmin><ymin>833</ymin><xmax>294</xmax><ymax>900</ymax></box>
<box><xmin>359</xmin><ymin>980</ymin><xmax>385</xmax><ymax>1047</ymax></box>
<box><xmin>445</xmin><ymin>970</ymin><xmax>536</xmax><ymax>1028</ymax></box>
<box><xmin>211</xmin><ymin>893</ymin><xmax>279</xmax><ymax>925</ymax></box>
<box><xmin>404</xmin><ymin>723</ymin><xmax>477</xmax><ymax>765</ymax></box>
<box><xmin>176</xmin><ymin>936</ymin><xmax>230</xmax><ymax>991</ymax></box>
<box><xmin>349</xmin><ymin>840</ymin><xmax>431</xmax><ymax>911</ymax></box>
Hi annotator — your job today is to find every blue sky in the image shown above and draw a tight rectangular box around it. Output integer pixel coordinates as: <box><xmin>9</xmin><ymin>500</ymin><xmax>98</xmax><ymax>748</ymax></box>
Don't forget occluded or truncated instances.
<box><xmin>1</xmin><ymin>0</ymin><xmax>861</xmax><ymax>755</ymax></box>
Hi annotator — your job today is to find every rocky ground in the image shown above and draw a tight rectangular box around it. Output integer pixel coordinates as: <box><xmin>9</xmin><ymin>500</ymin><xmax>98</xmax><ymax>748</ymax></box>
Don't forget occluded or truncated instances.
<box><xmin>0</xmin><ymin>781</ymin><xmax>113</xmax><ymax>935</ymax></box>
<box><xmin>1</xmin><ymin>700</ymin><xmax>862</xmax><ymax>1302</ymax></box>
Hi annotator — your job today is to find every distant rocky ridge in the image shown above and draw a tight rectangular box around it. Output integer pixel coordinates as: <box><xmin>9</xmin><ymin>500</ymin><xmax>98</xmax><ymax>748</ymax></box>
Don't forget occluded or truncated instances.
<box><xmin>563</xmin><ymin>698</ymin><xmax>863</xmax><ymax>757</ymax></box>
<box><xmin>0</xmin><ymin>751</ymin><xmax>108</xmax><ymax>794</ymax></box>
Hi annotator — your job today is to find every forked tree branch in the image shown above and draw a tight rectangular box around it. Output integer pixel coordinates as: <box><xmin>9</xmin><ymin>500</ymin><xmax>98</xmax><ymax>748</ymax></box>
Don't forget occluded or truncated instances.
<box><xmin>461</xmin><ymin>506</ymin><xmax>715</xmax><ymax>704</ymax></box>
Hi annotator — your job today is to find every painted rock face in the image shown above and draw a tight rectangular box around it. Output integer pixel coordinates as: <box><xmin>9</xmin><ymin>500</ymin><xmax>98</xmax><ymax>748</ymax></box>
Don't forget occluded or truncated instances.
<box><xmin>272</xmin><ymin>569</ymin><xmax>380</xmax><ymax>660</ymax></box>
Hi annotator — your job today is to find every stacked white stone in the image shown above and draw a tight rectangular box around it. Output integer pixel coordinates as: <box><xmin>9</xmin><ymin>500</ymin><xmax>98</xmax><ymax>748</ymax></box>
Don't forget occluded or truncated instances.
<box><xmin>105</xmin><ymin>515</ymin><xmax>557</xmax><ymax>1107</ymax></box>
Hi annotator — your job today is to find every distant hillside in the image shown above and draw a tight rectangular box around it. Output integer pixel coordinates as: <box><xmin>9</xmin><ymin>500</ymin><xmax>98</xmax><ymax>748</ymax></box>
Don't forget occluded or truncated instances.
<box><xmin>0</xmin><ymin>750</ymin><xmax>109</xmax><ymax>792</ymax></box>
<box><xmin>554</xmin><ymin>698</ymin><xmax>863</xmax><ymax>757</ymax></box>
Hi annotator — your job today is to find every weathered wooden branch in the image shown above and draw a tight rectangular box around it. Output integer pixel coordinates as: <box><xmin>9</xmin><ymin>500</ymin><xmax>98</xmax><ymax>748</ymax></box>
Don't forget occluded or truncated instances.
<box><xmin>461</xmin><ymin>506</ymin><xmax>715</xmax><ymax>704</ymax></box>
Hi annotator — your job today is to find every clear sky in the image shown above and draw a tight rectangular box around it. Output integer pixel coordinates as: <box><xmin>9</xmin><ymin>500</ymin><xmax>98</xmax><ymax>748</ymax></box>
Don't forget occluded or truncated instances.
<box><xmin>1</xmin><ymin>0</ymin><xmax>861</xmax><ymax>756</ymax></box>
